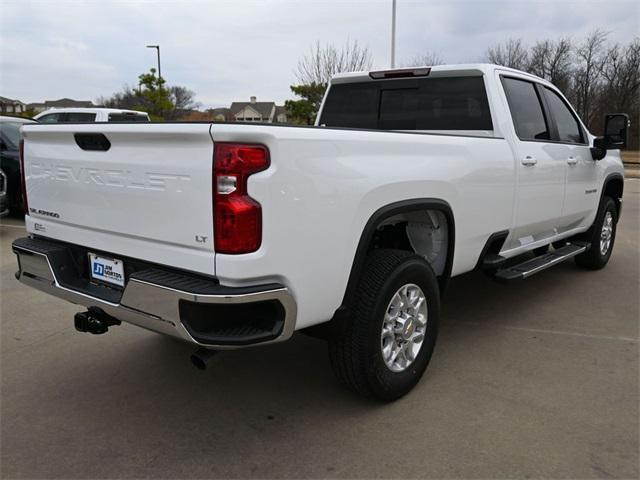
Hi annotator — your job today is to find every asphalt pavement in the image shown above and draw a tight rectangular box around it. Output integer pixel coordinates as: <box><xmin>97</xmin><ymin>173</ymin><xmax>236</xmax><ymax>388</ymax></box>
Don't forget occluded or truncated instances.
<box><xmin>1</xmin><ymin>180</ymin><xmax>638</xmax><ymax>479</ymax></box>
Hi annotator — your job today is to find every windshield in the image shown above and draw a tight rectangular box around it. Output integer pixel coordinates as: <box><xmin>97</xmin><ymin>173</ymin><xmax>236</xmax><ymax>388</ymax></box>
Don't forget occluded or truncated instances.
<box><xmin>0</xmin><ymin>122</ymin><xmax>25</xmax><ymax>149</ymax></box>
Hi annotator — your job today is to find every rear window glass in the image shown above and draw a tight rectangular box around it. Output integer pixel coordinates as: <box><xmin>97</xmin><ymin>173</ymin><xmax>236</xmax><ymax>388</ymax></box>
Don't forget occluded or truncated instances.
<box><xmin>318</xmin><ymin>82</ymin><xmax>379</xmax><ymax>129</ymax></box>
<box><xmin>64</xmin><ymin>112</ymin><xmax>96</xmax><ymax>123</ymax></box>
<box><xmin>108</xmin><ymin>113</ymin><xmax>149</xmax><ymax>122</ymax></box>
<box><xmin>319</xmin><ymin>76</ymin><xmax>493</xmax><ymax>131</ymax></box>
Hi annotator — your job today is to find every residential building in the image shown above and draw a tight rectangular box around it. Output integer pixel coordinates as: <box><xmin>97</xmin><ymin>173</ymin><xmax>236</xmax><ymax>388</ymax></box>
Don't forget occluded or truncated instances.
<box><xmin>229</xmin><ymin>96</ymin><xmax>287</xmax><ymax>123</ymax></box>
<box><xmin>275</xmin><ymin>105</ymin><xmax>288</xmax><ymax>123</ymax></box>
<box><xmin>27</xmin><ymin>98</ymin><xmax>94</xmax><ymax>113</ymax></box>
<box><xmin>209</xmin><ymin>107</ymin><xmax>231</xmax><ymax>122</ymax></box>
<box><xmin>0</xmin><ymin>96</ymin><xmax>26</xmax><ymax>114</ymax></box>
<box><xmin>25</xmin><ymin>103</ymin><xmax>46</xmax><ymax>113</ymax></box>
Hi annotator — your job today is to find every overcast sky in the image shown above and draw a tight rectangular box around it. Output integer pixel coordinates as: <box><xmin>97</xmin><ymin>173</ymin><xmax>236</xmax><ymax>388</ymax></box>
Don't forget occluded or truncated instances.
<box><xmin>1</xmin><ymin>0</ymin><xmax>638</xmax><ymax>108</ymax></box>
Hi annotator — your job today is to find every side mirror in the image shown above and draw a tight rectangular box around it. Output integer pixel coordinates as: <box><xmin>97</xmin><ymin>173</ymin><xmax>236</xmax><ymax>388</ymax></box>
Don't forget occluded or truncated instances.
<box><xmin>590</xmin><ymin>113</ymin><xmax>630</xmax><ymax>161</ymax></box>
<box><xmin>603</xmin><ymin>113</ymin><xmax>629</xmax><ymax>149</ymax></box>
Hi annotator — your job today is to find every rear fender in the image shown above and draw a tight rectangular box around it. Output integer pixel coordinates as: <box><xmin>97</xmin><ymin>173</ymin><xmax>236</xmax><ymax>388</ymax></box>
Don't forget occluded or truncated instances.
<box><xmin>329</xmin><ymin>198</ymin><xmax>455</xmax><ymax>331</ymax></box>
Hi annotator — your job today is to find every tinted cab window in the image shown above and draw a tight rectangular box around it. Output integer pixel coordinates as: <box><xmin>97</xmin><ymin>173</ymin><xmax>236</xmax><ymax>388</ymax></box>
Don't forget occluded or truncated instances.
<box><xmin>501</xmin><ymin>77</ymin><xmax>549</xmax><ymax>141</ymax></box>
<box><xmin>320</xmin><ymin>76</ymin><xmax>493</xmax><ymax>131</ymax></box>
<box><xmin>542</xmin><ymin>87</ymin><xmax>584</xmax><ymax>143</ymax></box>
<box><xmin>108</xmin><ymin>113</ymin><xmax>150</xmax><ymax>122</ymax></box>
<box><xmin>64</xmin><ymin>112</ymin><xmax>96</xmax><ymax>123</ymax></box>
<box><xmin>318</xmin><ymin>83</ymin><xmax>378</xmax><ymax>129</ymax></box>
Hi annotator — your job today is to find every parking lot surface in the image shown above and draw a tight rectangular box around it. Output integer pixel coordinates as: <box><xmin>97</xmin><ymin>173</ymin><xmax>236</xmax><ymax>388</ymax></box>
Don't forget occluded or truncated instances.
<box><xmin>1</xmin><ymin>180</ymin><xmax>638</xmax><ymax>479</ymax></box>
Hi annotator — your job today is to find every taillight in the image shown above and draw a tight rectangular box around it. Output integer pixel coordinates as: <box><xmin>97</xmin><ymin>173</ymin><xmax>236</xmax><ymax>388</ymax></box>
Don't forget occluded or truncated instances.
<box><xmin>213</xmin><ymin>143</ymin><xmax>270</xmax><ymax>254</ymax></box>
<box><xmin>19</xmin><ymin>138</ymin><xmax>28</xmax><ymax>215</ymax></box>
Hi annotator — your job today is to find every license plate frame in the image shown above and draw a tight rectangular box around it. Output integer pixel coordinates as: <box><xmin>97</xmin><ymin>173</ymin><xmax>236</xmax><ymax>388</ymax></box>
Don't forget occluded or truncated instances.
<box><xmin>88</xmin><ymin>253</ymin><xmax>125</xmax><ymax>288</ymax></box>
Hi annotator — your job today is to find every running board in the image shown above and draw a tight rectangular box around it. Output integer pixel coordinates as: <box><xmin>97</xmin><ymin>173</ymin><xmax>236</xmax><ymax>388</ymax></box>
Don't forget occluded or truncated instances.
<box><xmin>494</xmin><ymin>243</ymin><xmax>589</xmax><ymax>281</ymax></box>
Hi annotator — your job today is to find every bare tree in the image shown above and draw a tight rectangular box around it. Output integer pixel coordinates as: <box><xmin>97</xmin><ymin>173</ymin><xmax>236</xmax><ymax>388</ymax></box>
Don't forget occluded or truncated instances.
<box><xmin>528</xmin><ymin>38</ymin><xmax>573</xmax><ymax>92</ymax></box>
<box><xmin>166</xmin><ymin>86</ymin><xmax>199</xmax><ymax>120</ymax></box>
<box><xmin>599</xmin><ymin>38</ymin><xmax>640</xmax><ymax>147</ymax></box>
<box><xmin>486</xmin><ymin>38</ymin><xmax>529</xmax><ymax>70</ymax></box>
<box><xmin>573</xmin><ymin>29</ymin><xmax>609</xmax><ymax>126</ymax></box>
<box><xmin>599</xmin><ymin>38</ymin><xmax>640</xmax><ymax>113</ymax></box>
<box><xmin>295</xmin><ymin>40</ymin><xmax>373</xmax><ymax>85</ymax></box>
<box><xmin>401</xmin><ymin>51</ymin><xmax>445</xmax><ymax>67</ymax></box>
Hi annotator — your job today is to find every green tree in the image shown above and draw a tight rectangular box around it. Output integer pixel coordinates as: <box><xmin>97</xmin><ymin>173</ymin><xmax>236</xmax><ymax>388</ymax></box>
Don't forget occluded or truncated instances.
<box><xmin>285</xmin><ymin>83</ymin><xmax>326</xmax><ymax>125</ymax></box>
<box><xmin>136</xmin><ymin>68</ymin><xmax>172</xmax><ymax>118</ymax></box>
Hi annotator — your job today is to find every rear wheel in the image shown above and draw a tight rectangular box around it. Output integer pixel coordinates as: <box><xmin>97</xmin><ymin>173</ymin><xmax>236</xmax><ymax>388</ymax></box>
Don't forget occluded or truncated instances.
<box><xmin>575</xmin><ymin>196</ymin><xmax>618</xmax><ymax>270</ymax></box>
<box><xmin>328</xmin><ymin>249</ymin><xmax>439</xmax><ymax>401</ymax></box>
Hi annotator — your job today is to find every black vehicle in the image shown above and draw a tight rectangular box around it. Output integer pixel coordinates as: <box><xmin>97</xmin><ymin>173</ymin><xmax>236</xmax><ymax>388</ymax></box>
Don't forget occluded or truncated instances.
<box><xmin>0</xmin><ymin>168</ymin><xmax>8</xmax><ymax>217</ymax></box>
<box><xmin>0</xmin><ymin>115</ymin><xmax>37</xmax><ymax>214</ymax></box>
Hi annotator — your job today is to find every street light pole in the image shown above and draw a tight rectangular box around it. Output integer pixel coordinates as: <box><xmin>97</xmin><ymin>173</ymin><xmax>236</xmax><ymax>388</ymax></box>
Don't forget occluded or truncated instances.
<box><xmin>391</xmin><ymin>0</ymin><xmax>396</xmax><ymax>68</ymax></box>
<box><xmin>146</xmin><ymin>44</ymin><xmax>161</xmax><ymax>87</ymax></box>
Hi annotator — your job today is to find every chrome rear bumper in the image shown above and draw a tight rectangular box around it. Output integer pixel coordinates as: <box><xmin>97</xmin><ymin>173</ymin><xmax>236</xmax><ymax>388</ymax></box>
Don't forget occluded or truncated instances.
<box><xmin>13</xmin><ymin>237</ymin><xmax>296</xmax><ymax>349</ymax></box>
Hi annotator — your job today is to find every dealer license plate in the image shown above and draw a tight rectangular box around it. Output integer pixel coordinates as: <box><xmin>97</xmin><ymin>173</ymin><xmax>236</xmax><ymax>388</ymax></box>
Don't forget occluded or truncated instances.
<box><xmin>89</xmin><ymin>253</ymin><xmax>125</xmax><ymax>287</ymax></box>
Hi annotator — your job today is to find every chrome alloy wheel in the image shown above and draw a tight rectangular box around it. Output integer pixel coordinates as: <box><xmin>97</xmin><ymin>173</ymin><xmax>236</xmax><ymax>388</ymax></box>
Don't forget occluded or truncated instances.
<box><xmin>381</xmin><ymin>283</ymin><xmax>428</xmax><ymax>373</ymax></box>
<box><xmin>600</xmin><ymin>211</ymin><xmax>613</xmax><ymax>255</ymax></box>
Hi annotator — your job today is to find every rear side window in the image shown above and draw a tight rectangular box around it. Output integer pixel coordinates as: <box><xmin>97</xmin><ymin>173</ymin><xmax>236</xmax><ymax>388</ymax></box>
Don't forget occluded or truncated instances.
<box><xmin>501</xmin><ymin>77</ymin><xmax>550</xmax><ymax>141</ymax></box>
<box><xmin>64</xmin><ymin>112</ymin><xmax>96</xmax><ymax>123</ymax></box>
<box><xmin>320</xmin><ymin>76</ymin><xmax>493</xmax><ymax>131</ymax></box>
<box><xmin>542</xmin><ymin>87</ymin><xmax>584</xmax><ymax>144</ymax></box>
<box><xmin>108</xmin><ymin>113</ymin><xmax>149</xmax><ymax>122</ymax></box>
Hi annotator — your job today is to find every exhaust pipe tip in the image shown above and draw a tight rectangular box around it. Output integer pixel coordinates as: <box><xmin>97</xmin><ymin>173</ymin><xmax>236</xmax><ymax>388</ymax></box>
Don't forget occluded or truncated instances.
<box><xmin>190</xmin><ymin>347</ymin><xmax>218</xmax><ymax>371</ymax></box>
<box><xmin>190</xmin><ymin>354</ymin><xmax>207</xmax><ymax>370</ymax></box>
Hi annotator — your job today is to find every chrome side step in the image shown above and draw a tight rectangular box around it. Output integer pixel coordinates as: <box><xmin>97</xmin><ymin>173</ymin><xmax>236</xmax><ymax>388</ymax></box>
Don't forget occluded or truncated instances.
<box><xmin>494</xmin><ymin>243</ymin><xmax>589</xmax><ymax>281</ymax></box>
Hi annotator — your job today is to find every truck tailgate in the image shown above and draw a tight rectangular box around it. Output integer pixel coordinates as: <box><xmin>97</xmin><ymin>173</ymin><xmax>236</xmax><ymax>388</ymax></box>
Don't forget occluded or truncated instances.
<box><xmin>22</xmin><ymin>123</ymin><xmax>216</xmax><ymax>275</ymax></box>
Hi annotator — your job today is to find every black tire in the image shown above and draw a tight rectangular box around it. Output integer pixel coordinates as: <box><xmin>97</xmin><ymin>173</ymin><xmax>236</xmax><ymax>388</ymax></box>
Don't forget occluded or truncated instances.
<box><xmin>328</xmin><ymin>249</ymin><xmax>439</xmax><ymax>401</ymax></box>
<box><xmin>575</xmin><ymin>196</ymin><xmax>618</xmax><ymax>270</ymax></box>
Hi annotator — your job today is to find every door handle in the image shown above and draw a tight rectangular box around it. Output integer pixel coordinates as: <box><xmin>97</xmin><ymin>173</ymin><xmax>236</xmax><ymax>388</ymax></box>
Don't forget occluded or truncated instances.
<box><xmin>567</xmin><ymin>156</ymin><xmax>578</xmax><ymax>165</ymax></box>
<box><xmin>521</xmin><ymin>156</ymin><xmax>537</xmax><ymax>166</ymax></box>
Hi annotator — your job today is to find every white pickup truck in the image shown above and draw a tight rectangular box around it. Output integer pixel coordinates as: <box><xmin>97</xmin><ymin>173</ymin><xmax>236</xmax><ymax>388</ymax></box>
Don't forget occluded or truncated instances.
<box><xmin>34</xmin><ymin>108</ymin><xmax>150</xmax><ymax>123</ymax></box>
<box><xmin>13</xmin><ymin>64</ymin><xmax>627</xmax><ymax>401</ymax></box>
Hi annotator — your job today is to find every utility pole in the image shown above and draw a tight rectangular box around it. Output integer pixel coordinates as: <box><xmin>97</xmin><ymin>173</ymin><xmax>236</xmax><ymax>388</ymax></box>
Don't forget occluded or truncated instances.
<box><xmin>391</xmin><ymin>0</ymin><xmax>396</xmax><ymax>68</ymax></box>
<box><xmin>146</xmin><ymin>45</ymin><xmax>162</xmax><ymax>88</ymax></box>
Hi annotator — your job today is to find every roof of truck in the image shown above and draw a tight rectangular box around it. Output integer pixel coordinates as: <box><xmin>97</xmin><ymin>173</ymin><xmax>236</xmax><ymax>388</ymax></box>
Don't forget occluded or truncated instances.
<box><xmin>331</xmin><ymin>63</ymin><xmax>547</xmax><ymax>84</ymax></box>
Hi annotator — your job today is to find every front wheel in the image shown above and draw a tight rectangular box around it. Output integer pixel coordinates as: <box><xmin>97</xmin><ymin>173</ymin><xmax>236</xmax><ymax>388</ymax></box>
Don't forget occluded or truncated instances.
<box><xmin>328</xmin><ymin>249</ymin><xmax>440</xmax><ymax>401</ymax></box>
<box><xmin>575</xmin><ymin>196</ymin><xmax>618</xmax><ymax>270</ymax></box>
